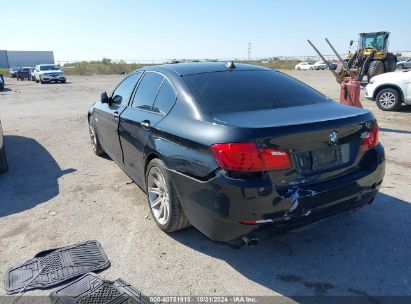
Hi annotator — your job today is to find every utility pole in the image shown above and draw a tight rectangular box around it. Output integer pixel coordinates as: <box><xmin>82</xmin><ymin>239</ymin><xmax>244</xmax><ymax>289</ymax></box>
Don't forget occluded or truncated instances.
<box><xmin>248</xmin><ymin>43</ymin><xmax>251</xmax><ymax>61</ymax></box>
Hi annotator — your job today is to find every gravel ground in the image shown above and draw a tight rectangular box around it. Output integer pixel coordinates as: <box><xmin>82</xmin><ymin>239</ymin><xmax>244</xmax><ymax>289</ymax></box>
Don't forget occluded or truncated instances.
<box><xmin>0</xmin><ymin>71</ymin><xmax>410</xmax><ymax>301</ymax></box>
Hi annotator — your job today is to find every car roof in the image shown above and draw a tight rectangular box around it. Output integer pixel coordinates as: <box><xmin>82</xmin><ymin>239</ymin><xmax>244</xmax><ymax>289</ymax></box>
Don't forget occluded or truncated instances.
<box><xmin>144</xmin><ymin>62</ymin><xmax>271</xmax><ymax>76</ymax></box>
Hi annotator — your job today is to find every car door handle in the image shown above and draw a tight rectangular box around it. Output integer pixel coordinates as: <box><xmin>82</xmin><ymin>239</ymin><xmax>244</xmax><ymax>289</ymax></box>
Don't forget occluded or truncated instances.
<box><xmin>141</xmin><ymin>120</ymin><xmax>150</xmax><ymax>130</ymax></box>
<box><xmin>113</xmin><ymin>111</ymin><xmax>119</xmax><ymax>118</ymax></box>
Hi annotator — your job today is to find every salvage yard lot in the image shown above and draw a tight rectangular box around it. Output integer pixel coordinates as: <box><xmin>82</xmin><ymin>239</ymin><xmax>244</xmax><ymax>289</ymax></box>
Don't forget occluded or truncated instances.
<box><xmin>0</xmin><ymin>71</ymin><xmax>410</xmax><ymax>299</ymax></box>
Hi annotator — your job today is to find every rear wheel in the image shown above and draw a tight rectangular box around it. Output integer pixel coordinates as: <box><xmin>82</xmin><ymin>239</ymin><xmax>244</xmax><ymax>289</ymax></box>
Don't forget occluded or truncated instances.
<box><xmin>376</xmin><ymin>88</ymin><xmax>401</xmax><ymax>111</ymax></box>
<box><xmin>88</xmin><ymin>117</ymin><xmax>104</xmax><ymax>155</ymax></box>
<box><xmin>146</xmin><ymin>158</ymin><xmax>190</xmax><ymax>232</ymax></box>
<box><xmin>367</xmin><ymin>60</ymin><xmax>385</xmax><ymax>82</ymax></box>
<box><xmin>0</xmin><ymin>145</ymin><xmax>8</xmax><ymax>173</ymax></box>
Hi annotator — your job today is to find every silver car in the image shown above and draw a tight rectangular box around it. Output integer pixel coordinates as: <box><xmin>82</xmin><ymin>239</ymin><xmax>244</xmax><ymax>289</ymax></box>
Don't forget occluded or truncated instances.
<box><xmin>0</xmin><ymin>119</ymin><xmax>8</xmax><ymax>173</ymax></box>
<box><xmin>397</xmin><ymin>59</ymin><xmax>411</xmax><ymax>69</ymax></box>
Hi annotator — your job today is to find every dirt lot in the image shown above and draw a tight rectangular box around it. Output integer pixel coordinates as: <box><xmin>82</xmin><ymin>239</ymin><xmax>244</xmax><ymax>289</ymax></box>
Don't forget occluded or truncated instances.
<box><xmin>0</xmin><ymin>71</ymin><xmax>410</xmax><ymax>300</ymax></box>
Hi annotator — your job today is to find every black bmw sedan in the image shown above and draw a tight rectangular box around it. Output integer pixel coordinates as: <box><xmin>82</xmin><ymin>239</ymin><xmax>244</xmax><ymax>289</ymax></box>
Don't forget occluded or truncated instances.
<box><xmin>88</xmin><ymin>62</ymin><xmax>385</xmax><ymax>242</ymax></box>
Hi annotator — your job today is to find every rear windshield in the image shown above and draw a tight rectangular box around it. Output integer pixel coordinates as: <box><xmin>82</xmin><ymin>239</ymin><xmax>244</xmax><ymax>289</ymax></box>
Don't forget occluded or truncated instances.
<box><xmin>183</xmin><ymin>70</ymin><xmax>327</xmax><ymax>113</ymax></box>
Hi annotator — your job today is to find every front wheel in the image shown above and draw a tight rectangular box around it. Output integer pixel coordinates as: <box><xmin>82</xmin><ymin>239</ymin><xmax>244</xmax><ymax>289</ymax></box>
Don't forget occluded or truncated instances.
<box><xmin>398</xmin><ymin>64</ymin><xmax>404</xmax><ymax>70</ymax></box>
<box><xmin>376</xmin><ymin>88</ymin><xmax>401</xmax><ymax>111</ymax></box>
<box><xmin>367</xmin><ymin>60</ymin><xmax>385</xmax><ymax>82</ymax></box>
<box><xmin>88</xmin><ymin>117</ymin><xmax>104</xmax><ymax>155</ymax></box>
<box><xmin>0</xmin><ymin>145</ymin><xmax>8</xmax><ymax>173</ymax></box>
<box><xmin>146</xmin><ymin>158</ymin><xmax>190</xmax><ymax>232</ymax></box>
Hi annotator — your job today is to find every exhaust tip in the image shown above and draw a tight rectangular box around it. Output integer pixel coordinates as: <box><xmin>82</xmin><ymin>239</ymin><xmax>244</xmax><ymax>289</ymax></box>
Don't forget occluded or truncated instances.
<box><xmin>242</xmin><ymin>235</ymin><xmax>259</xmax><ymax>247</ymax></box>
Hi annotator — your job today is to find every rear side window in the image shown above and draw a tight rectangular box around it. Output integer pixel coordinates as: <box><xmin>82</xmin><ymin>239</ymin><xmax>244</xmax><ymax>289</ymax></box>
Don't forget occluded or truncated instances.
<box><xmin>152</xmin><ymin>80</ymin><xmax>176</xmax><ymax>114</ymax></box>
<box><xmin>183</xmin><ymin>70</ymin><xmax>327</xmax><ymax>113</ymax></box>
<box><xmin>112</xmin><ymin>72</ymin><xmax>142</xmax><ymax>106</ymax></box>
<box><xmin>131</xmin><ymin>72</ymin><xmax>163</xmax><ymax>110</ymax></box>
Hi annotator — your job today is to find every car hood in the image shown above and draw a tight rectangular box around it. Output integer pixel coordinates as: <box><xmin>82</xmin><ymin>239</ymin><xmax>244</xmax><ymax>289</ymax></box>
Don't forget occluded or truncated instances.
<box><xmin>373</xmin><ymin>70</ymin><xmax>410</xmax><ymax>83</ymax></box>
<box><xmin>212</xmin><ymin>101</ymin><xmax>371</xmax><ymax>129</ymax></box>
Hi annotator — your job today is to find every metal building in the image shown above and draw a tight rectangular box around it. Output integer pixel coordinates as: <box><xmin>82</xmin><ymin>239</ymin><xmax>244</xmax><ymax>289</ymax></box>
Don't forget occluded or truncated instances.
<box><xmin>0</xmin><ymin>50</ymin><xmax>54</xmax><ymax>68</ymax></box>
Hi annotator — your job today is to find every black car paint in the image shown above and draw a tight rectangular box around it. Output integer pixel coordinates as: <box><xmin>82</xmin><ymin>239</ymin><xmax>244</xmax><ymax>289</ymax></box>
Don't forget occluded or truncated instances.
<box><xmin>17</xmin><ymin>68</ymin><xmax>31</xmax><ymax>80</ymax></box>
<box><xmin>88</xmin><ymin>63</ymin><xmax>385</xmax><ymax>242</ymax></box>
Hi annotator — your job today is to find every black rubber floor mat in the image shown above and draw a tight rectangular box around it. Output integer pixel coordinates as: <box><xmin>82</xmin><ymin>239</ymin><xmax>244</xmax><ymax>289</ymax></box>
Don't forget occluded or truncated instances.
<box><xmin>50</xmin><ymin>273</ymin><xmax>151</xmax><ymax>304</ymax></box>
<box><xmin>4</xmin><ymin>240</ymin><xmax>110</xmax><ymax>294</ymax></box>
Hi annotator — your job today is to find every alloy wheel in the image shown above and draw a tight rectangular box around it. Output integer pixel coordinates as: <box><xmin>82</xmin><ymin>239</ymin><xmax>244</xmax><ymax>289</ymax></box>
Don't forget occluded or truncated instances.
<box><xmin>89</xmin><ymin>122</ymin><xmax>97</xmax><ymax>151</ymax></box>
<box><xmin>147</xmin><ymin>167</ymin><xmax>170</xmax><ymax>225</ymax></box>
<box><xmin>379</xmin><ymin>92</ymin><xmax>396</xmax><ymax>109</ymax></box>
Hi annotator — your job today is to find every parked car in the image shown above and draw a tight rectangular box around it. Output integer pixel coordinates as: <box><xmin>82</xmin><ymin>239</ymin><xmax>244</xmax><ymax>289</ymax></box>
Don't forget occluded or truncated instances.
<box><xmin>295</xmin><ymin>62</ymin><xmax>314</xmax><ymax>70</ymax></box>
<box><xmin>0</xmin><ymin>119</ymin><xmax>8</xmax><ymax>173</ymax></box>
<box><xmin>366</xmin><ymin>70</ymin><xmax>411</xmax><ymax>111</ymax></box>
<box><xmin>0</xmin><ymin>74</ymin><xmax>4</xmax><ymax>91</ymax></box>
<box><xmin>16</xmin><ymin>67</ymin><xmax>31</xmax><ymax>80</ymax></box>
<box><xmin>9</xmin><ymin>67</ymin><xmax>19</xmax><ymax>78</ymax></box>
<box><xmin>396</xmin><ymin>59</ymin><xmax>411</xmax><ymax>70</ymax></box>
<box><xmin>88</xmin><ymin>62</ymin><xmax>385</xmax><ymax>243</ymax></box>
<box><xmin>33</xmin><ymin>64</ymin><xmax>66</xmax><ymax>84</ymax></box>
<box><xmin>328</xmin><ymin>61</ymin><xmax>338</xmax><ymax>71</ymax></box>
<box><xmin>313</xmin><ymin>61</ymin><xmax>327</xmax><ymax>70</ymax></box>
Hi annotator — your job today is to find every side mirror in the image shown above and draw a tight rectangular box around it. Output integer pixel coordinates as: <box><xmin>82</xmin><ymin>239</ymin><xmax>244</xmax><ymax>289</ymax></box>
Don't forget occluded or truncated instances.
<box><xmin>101</xmin><ymin>92</ymin><xmax>110</xmax><ymax>104</ymax></box>
<box><xmin>349</xmin><ymin>40</ymin><xmax>354</xmax><ymax>46</ymax></box>
<box><xmin>112</xmin><ymin>95</ymin><xmax>122</xmax><ymax>104</ymax></box>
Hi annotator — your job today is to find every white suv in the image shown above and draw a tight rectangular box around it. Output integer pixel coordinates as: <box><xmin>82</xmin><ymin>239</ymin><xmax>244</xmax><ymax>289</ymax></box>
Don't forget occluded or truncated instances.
<box><xmin>365</xmin><ymin>70</ymin><xmax>411</xmax><ymax>111</ymax></box>
<box><xmin>34</xmin><ymin>64</ymin><xmax>66</xmax><ymax>84</ymax></box>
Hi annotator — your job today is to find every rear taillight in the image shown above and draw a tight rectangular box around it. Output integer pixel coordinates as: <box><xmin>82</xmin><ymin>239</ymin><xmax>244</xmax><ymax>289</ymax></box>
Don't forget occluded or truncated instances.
<box><xmin>361</xmin><ymin>122</ymin><xmax>379</xmax><ymax>152</ymax></box>
<box><xmin>210</xmin><ymin>142</ymin><xmax>291</xmax><ymax>172</ymax></box>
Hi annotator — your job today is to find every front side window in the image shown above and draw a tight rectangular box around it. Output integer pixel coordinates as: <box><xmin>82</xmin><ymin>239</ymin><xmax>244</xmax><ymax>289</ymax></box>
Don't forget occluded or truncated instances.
<box><xmin>112</xmin><ymin>72</ymin><xmax>142</xmax><ymax>106</ymax></box>
<box><xmin>131</xmin><ymin>72</ymin><xmax>163</xmax><ymax>110</ymax></box>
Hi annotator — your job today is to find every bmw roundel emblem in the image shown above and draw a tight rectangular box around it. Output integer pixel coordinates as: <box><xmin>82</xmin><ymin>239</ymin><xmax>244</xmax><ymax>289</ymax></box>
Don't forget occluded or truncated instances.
<box><xmin>328</xmin><ymin>131</ymin><xmax>338</xmax><ymax>145</ymax></box>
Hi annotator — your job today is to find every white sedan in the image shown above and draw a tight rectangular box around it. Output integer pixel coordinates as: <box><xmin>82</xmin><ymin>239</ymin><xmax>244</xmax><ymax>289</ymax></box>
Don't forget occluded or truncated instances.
<box><xmin>295</xmin><ymin>62</ymin><xmax>314</xmax><ymax>70</ymax></box>
<box><xmin>365</xmin><ymin>70</ymin><xmax>411</xmax><ymax>111</ymax></box>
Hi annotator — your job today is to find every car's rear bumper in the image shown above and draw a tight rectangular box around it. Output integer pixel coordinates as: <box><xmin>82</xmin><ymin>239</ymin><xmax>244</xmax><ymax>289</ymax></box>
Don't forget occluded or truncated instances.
<box><xmin>169</xmin><ymin>145</ymin><xmax>385</xmax><ymax>242</ymax></box>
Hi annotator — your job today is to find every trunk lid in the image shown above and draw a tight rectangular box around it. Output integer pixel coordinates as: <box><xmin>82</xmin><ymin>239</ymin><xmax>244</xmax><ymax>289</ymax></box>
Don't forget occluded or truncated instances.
<box><xmin>212</xmin><ymin>102</ymin><xmax>375</xmax><ymax>186</ymax></box>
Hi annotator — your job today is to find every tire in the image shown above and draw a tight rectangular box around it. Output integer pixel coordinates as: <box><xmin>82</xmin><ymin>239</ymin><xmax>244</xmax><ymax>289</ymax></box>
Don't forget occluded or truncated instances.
<box><xmin>297</xmin><ymin>68</ymin><xmax>301</xmax><ymax>71</ymax></box>
<box><xmin>0</xmin><ymin>84</ymin><xmax>4</xmax><ymax>91</ymax></box>
<box><xmin>61</xmin><ymin>80</ymin><xmax>66</xmax><ymax>83</ymax></box>
<box><xmin>88</xmin><ymin>117</ymin><xmax>105</xmax><ymax>156</ymax></box>
<box><xmin>146</xmin><ymin>158</ymin><xmax>190</xmax><ymax>232</ymax></box>
<box><xmin>36</xmin><ymin>78</ymin><xmax>39</xmax><ymax>83</ymax></box>
<box><xmin>0</xmin><ymin>145</ymin><xmax>9</xmax><ymax>173</ymax></box>
<box><xmin>310</xmin><ymin>67</ymin><xmax>314</xmax><ymax>70</ymax></box>
<box><xmin>367</xmin><ymin>60</ymin><xmax>385</xmax><ymax>82</ymax></box>
<box><xmin>376</xmin><ymin>88</ymin><xmax>402</xmax><ymax>111</ymax></box>
<box><xmin>398</xmin><ymin>64</ymin><xmax>404</xmax><ymax>70</ymax></box>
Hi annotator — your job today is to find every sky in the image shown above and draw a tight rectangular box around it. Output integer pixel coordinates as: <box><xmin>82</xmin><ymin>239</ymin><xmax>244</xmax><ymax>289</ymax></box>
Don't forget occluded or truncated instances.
<box><xmin>2</xmin><ymin>0</ymin><xmax>411</xmax><ymax>62</ymax></box>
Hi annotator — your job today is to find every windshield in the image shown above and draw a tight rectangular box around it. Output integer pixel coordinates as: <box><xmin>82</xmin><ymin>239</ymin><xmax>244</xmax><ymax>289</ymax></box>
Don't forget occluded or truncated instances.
<box><xmin>183</xmin><ymin>70</ymin><xmax>327</xmax><ymax>114</ymax></box>
<box><xmin>21</xmin><ymin>68</ymin><xmax>30</xmax><ymax>72</ymax></box>
<box><xmin>360</xmin><ymin>33</ymin><xmax>387</xmax><ymax>50</ymax></box>
<box><xmin>40</xmin><ymin>65</ymin><xmax>59</xmax><ymax>71</ymax></box>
